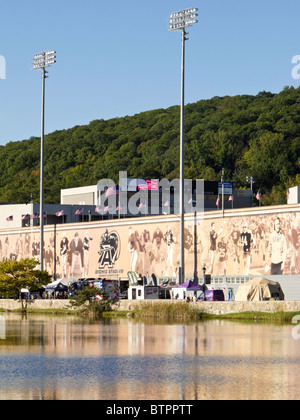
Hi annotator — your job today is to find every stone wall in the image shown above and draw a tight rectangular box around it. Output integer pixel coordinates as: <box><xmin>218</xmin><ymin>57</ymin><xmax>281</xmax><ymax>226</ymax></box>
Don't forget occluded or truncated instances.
<box><xmin>114</xmin><ymin>299</ymin><xmax>300</xmax><ymax>315</ymax></box>
<box><xmin>0</xmin><ymin>299</ymin><xmax>72</xmax><ymax>311</ymax></box>
<box><xmin>1</xmin><ymin>299</ymin><xmax>300</xmax><ymax>315</ymax></box>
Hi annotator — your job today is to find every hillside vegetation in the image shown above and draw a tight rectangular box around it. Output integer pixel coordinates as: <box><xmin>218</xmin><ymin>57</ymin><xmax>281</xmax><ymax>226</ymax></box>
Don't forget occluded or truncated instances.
<box><xmin>0</xmin><ymin>86</ymin><xmax>299</xmax><ymax>205</ymax></box>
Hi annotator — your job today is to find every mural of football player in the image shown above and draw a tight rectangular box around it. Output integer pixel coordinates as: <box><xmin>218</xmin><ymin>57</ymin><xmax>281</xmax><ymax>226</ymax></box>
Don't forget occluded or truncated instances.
<box><xmin>60</xmin><ymin>232</ymin><xmax>69</xmax><ymax>278</ymax></box>
<box><xmin>240</xmin><ymin>221</ymin><xmax>253</xmax><ymax>275</ymax></box>
<box><xmin>208</xmin><ymin>222</ymin><xmax>224</xmax><ymax>274</ymax></box>
<box><xmin>32</xmin><ymin>235</ymin><xmax>39</xmax><ymax>259</ymax></box>
<box><xmin>164</xmin><ymin>226</ymin><xmax>176</xmax><ymax>277</ymax></box>
<box><xmin>70</xmin><ymin>232</ymin><xmax>84</xmax><ymax>278</ymax></box>
<box><xmin>83</xmin><ymin>230</ymin><xmax>93</xmax><ymax>277</ymax></box>
<box><xmin>217</xmin><ymin>236</ymin><xmax>227</xmax><ymax>276</ymax></box>
<box><xmin>269</xmin><ymin>217</ymin><xmax>287</xmax><ymax>275</ymax></box>
<box><xmin>128</xmin><ymin>227</ymin><xmax>138</xmax><ymax>273</ymax></box>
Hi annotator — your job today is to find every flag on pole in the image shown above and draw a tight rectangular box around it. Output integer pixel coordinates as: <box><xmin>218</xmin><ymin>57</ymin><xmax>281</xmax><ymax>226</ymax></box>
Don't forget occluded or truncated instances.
<box><xmin>148</xmin><ymin>179</ymin><xmax>159</xmax><ymax>190</ymax></box>
<box><xmin>228</xmin><ymin>195</ymin><xmax>234</xmax><ymax>201</ymax></box>
<box><xmin>216</xmin><ymin>196</ymin><xmax>220</xmax><ymax>206</ymax></box>
<box><xmin>286</xmin><ymin>188</ymin><xmax>290</xmax><ymax>200</ymax></box>
<box><xmin>164</xmin><ymin>201</ymin><xmax>170</xmax><ymax>207</ymax></box>
<box><xmin>6</xmin><ymin>216</ymin><xmax>13</xmax><ymax>222</ymax></box>
<box><xmin>75</xmin><ymin>208</ymin><xmax>83</xmax><ymax>215</ymax></box>
<box><xmin>137</xmin><ymin>179</ymin><xmax>147</xmax><ymax>190</ymax></box>
<box><xmin>138</xmin><ymin>203</ymin><xmax>146</xmax><ymax>209</ymax></box>
<box><xmin>38</xmin><ymin>212</ymin><xmax>47</xmax><ymax>219</ymax></box>
<box><xmin>116</xmin><ymin>205</ymin><xmax>125</xmax><ymax>212</ymax></box>
<box><xmin>22</xmin><ymin>214</ymin><xmax>30</xmax><ymax>220</ymax></box>
<box><xmin>95</xmin><ymin>206</ymin><xmax>103</xmax><ymax>213</ymax></box>
<box><xmin>56</xmin><ymin>210</ymin><xmax>64</xmax><ymax>217</ymax></box>
<box><xmin>105</xmin><ymin>186</ymin><xmax>119</xmax><ymax>197</ymax></box>
<box><xmin>138</xmin><ymin>179</ymin><xmax>159</xmax><ymax>190</ymax></box>
<box><xmin>256</xmin><ymin>190</ymin><xmax>261</xmax><ymax>200</ymax></box>
<box><xmin>31</xmin><ymin>213</ymin><xmax>38</xmax><ymax>219</ymax></box>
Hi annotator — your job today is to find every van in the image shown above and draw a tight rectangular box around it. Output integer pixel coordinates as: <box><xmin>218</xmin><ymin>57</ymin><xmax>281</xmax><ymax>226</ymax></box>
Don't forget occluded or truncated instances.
<box><xmin>205</xmin><ymin>290</ymin><xmax>225</xmax><ymax>301</ymax></box>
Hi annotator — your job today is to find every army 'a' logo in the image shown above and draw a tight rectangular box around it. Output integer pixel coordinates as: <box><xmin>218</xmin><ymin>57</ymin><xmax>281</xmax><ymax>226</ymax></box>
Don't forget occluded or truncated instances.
<box><xmin>98</xmin><ymin>229</ymin><xmax>121</xmax><ymax>268</ymax></box>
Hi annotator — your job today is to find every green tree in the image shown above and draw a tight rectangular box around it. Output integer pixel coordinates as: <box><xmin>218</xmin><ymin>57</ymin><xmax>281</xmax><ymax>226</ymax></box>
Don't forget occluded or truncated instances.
<box><xmin>0</xmin><ymin>259</ymin><xmax>51</xmax><ymax>306</ymax></box>
<box><xmin>0</xmin><ymin>87</ymin><xmax>299</xmax><ymax>206</ymax></box>
<box><xmin>69</xmin><ymin>286</ymin><xmax>110</xmax><ymax>316</ymax></box>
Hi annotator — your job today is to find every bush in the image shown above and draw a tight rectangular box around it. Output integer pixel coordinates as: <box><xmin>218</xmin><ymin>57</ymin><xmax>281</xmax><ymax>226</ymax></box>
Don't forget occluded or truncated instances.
<box><xmin>135</xmin><ymin>301</ymin><xmax>201</xmax><ymax>320</ymax></box>
<box><xmin>69</xmin><ymin>286</ymin><xmax>111</xmax><ymax>316</ymax></box>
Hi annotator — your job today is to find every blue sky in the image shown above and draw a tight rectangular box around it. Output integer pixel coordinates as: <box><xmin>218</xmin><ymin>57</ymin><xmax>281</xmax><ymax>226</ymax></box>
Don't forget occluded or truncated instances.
<box><xmin>0</xmin><ymin>0</ymin><xmax>299</xmax><ymax>145</ymax></box>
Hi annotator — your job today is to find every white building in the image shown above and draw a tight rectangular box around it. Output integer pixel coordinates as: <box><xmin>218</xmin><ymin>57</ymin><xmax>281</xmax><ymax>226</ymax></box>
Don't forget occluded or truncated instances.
<box><xmin>0</xmin><ymin>203</ymin><xmax>98</xmax><ymax>229</ymax></box>
<box><xmin>288</xmin><ymin>186</ymin><xmax>300</xmax><ymax>204</ymax></box>
<box><xmin>61</xmin><ymin>185</ymin><xmax>98</xmax><ymax>205</ymax></box>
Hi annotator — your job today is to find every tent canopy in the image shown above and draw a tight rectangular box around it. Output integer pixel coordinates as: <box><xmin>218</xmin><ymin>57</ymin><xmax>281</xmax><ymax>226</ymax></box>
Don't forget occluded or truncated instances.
<box><xmin>45</xmin><ymin>279</ymin><xmax>69</xmax><ymax>292</ymax></box>
<box><xmin>174</xmin><ymin>280</ymin><xmax>202</xmax><ymax>290</ymax></box>
<box><xmin>235</xmin><ymin>277</ymin><xmax>284</xmax><ymax>301</ymax></box>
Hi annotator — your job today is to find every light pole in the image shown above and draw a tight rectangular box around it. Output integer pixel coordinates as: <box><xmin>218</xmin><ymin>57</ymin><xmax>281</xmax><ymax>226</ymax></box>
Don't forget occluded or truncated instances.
<box><xmin>32</xmin><ymin>50</ymin><xmax>56</xmax><ymax>271</ymax></box>
<box><xmin>221</xmin><ymin>168</ymin><xmax>224</xmax><ymax>218</ymax></box>
<box><xmin>169</xmin><ymin>8</ymin><xmax>198</xmax><ymax>284</ymax></box>
<box><xmin>246</xmin><ymin>175</ymin><xmax>255</xmax><ymax>207</ymax></box>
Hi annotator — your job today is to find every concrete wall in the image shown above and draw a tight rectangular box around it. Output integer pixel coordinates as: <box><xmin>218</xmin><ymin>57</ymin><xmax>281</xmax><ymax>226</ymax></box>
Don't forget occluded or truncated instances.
<box><xmin>1</xmin><ymin>299</ymin><xmax>300</xmax><ymax>315</ymax></box>
<box><xmin>115</xmin><ymin>299</ymin><xmax>300</xmax><ymax>315</ymax></box>
<box><xmin>0</xmin><ymin>299</ymin><xmax>73</xmax><ymax>311</ymax></box>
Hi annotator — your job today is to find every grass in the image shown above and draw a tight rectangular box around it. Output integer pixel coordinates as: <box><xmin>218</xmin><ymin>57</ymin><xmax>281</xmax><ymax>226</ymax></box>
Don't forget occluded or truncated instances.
<box><xmin>134</xmin><ymin>301</ymin><xmax>204</xmax><ymax>321</ymax></box>
<box><xmin>203</xmin><ymin>310</ymin><xmax>300</xmax><ymax>323</ymax></box>
<box><xmin>1</xmin><ymin>301</ymin><xmax>300</xmax><ymax>324</ymax></box>
<box><xmin>119</xmin><ymin>302</ymin><xmax>300</xmax><ymax>323</ymax></box>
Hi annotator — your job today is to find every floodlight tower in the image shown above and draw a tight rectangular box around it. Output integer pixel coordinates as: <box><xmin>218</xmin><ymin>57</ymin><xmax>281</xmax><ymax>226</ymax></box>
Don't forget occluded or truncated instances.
<box><xmin>32</xmin><ymin>51</ymin><xmax>56</xmax><ymax>271</ymax></box>
<box><xmin>168</xmin><ymin>8</ymin><xmax>198</xmax><ymax>284</ymax></box>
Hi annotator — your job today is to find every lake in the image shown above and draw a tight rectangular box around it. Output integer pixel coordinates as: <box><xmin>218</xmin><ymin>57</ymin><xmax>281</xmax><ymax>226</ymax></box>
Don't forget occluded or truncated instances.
<box><xmin>0</xmin><ymin>313</ymin><xmax>299</xmax><ymax>400</ymax></box>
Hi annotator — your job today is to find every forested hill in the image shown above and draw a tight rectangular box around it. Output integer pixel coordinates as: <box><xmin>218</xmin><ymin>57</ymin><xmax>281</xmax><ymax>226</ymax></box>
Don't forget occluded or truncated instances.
<box><xmin>0</xmin><ymin>86</ymin><xmax>299</xmax><ymax>205</ymax></box>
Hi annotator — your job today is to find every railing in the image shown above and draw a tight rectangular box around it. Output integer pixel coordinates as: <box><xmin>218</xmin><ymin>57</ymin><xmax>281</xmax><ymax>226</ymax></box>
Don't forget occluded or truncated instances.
<box><xmin>157</xmin><ymin>275</ymin><xmax>254</xmax><ymax>285</ymax></box>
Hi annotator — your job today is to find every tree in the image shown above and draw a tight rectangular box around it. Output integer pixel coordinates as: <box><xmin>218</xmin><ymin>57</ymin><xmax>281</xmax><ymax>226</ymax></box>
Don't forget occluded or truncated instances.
<box><xmin>0</xmin><ymin>87</ymin><xmax>299</xmax><ymax>206</ymax></box>
<box><xmin>69</xmin><ymin>286</ymin><xmax>110</xmax><ymax>316</ymax></box>
<box><xmin>0</xmin><ymin>258</ymin><xmax>51</xmax><ymax>302</ymax></box>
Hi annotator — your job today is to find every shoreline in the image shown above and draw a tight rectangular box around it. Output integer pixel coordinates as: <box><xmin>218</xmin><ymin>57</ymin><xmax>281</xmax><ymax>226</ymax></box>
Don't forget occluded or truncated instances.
<box><xmin>1</xmin><ymin>299</ymin><xmax>300</xmax><ymax>323</ymax></box>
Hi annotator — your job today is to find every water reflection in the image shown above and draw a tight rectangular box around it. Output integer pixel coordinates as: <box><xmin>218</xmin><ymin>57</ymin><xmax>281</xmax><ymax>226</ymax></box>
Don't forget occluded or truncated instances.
<box><xmin>0</xmin><ymin>314</ymin><xmax>299</xmax><ymax>400</ymax></box>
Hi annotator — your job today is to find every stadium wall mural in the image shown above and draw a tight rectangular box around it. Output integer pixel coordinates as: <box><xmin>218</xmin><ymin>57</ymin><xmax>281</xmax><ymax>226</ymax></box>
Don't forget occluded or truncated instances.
<box><xmin>0</xmin><ymin>206</ymin><xmax>299</xmax><ymax>280</ymax></box>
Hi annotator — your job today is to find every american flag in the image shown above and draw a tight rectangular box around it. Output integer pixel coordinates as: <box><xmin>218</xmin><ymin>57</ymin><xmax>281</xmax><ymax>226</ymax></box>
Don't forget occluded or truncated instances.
<box><xmin>164</xmin><ymin>201</ymin><xmax>170</xmax><ymax>207</ymax></box>
<box><xmin>287</xmin><ymin>188</ymin><xmax>290</xmax><ymax>199</ymax></box>
<box><xmin>75</xmin><ymin>208</ymin><xmax>83</xmax><ymax>215</ymax></box>
<box><xmin>95</xmin><ymin>206</ymin><xmax>103</xmax><ymax>213</ymax></box>
<box><xmin>228</xmin><ymin>195</ymin><xmax>234</xmax><ymax>201</ymax></box>
<box><xmin>116</xmin><ymin>205</ymin><xmax>125</xmax><ymax>212</ymax></box>
<box><xmin>31</xmin><ymin>213</ymin><xmax>38</xmax><ymax>219</ymax></box>
<box><xmin>105</xmin><ymin>186</ymin><xmax>119</xmax><ymax>197</ymax></box>
<box><xmin>22</xmin><ymin>214</ymin><xmax>30</xmax><ymax>220</ymax></box>
<box><xmin>216</xmin><ymin>196</ymin><xmax>220</xmax><ymax>206</ymax></box>
<box><xmin>138</xmin><ymin>203</ymin><xmax>146</xmax><ymax>209</ymax></box>
<box><xmin>56</xmin><ymin>210</ymin><xmax>64</xmax><ymax>217</ymax></box>
<box><xmin>6</xmin><ymin>215</ymin><xmax>13</xmax><ymax>222</ymax></box>
<box><xmin>256</xmin><ymin>190</ymin><xmax>261</xmax><ymax>200</ymax></box>
<box><xmin>138</xmin><ymin>179</ymin><xmax>159</xmax><ymax>190</ymax></box>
